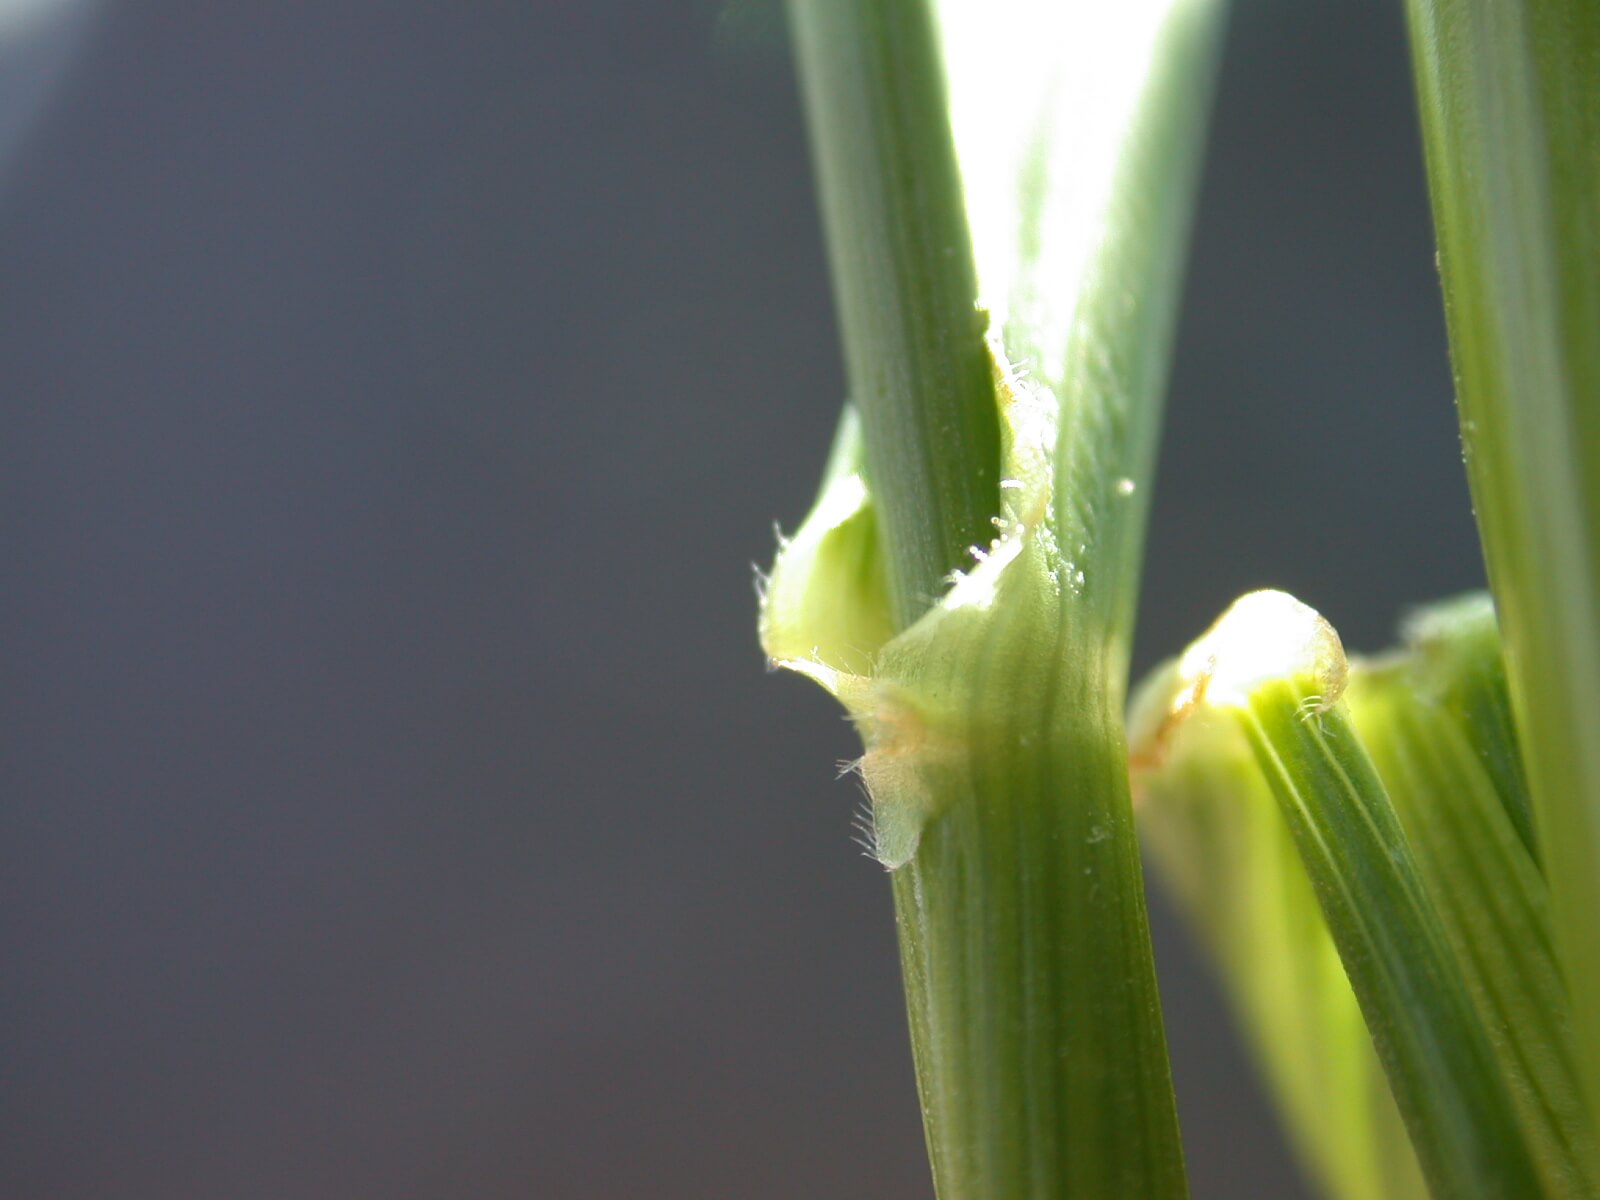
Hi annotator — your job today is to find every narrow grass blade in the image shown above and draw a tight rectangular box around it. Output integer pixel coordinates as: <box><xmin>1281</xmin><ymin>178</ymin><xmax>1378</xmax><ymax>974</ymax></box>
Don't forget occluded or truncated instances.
<box><xmin>1404</xmin><ymin>0</ymin><xmax>1600</xmax><ymax>1122</ymax></box>
<box><xmin>1132</xmin><ymin>671</ymin><xmax>1427</xmax><ymax>1200</ymax></box>
<box><xmin>1143</xmin><ymin>591</ymin><xmax>1543</xmax><ymax>1199</ymax></box>
<box><xmin>787</xmin><ymin>0</ymin><xmax>1001</xmax><ymax>627</ymax></box>
<box><xmin>934</xmin><ymin>0</ymin><xmax>1227</xmax><ymax>664</ymax></box>
<box><xmin>1348</xmin><ymin>596</ymin><xmax>1600</xmax><ymax>1196</ymax></box>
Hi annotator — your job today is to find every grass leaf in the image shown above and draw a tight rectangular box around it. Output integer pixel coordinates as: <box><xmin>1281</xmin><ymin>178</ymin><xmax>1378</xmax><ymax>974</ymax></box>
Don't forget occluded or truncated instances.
<box><xmin>1405</xmin><ymin>0</ymin><xmax>1600</xmax><ymax>1125</ymax></box>
<box><xmin>1132</xmin><ymin>664</ymin><xmax>1427</xmax><ymax>1200</ymax></box>
<box><xmin>787</xmin><ymin>0</ymin><xmax>1002</xmax><ymax>627</ymax></box>
<box><xmin>1137</xmin><ymin>591</ymin><xmax>1544</xmax><ymax>1199</ymax></box>
<box><xmin>1349</xmin><ymin>596</ymin><xmax>1600</xmax><ymax>1196</ymax></box>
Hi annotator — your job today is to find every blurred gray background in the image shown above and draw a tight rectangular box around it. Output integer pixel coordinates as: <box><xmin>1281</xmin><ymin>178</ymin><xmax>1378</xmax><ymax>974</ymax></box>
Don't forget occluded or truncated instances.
<box><xmin>0</xmin><ymin>1</ymin><xmax>1483</xmax><ymax>1197</ymax></box>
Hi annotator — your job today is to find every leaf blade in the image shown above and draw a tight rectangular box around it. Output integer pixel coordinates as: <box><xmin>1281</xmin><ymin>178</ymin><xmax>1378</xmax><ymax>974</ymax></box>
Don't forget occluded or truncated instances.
<box><xmin>1139</xmin><ymin>591</ymin><xmax>1545</xmax><ymax>1199</ymax></box>
<box><xmin>1348</xmin><ymin>599</ymin><xmax>1600</xmax><ymax>1195</ymax></box>
<box><xmin>1404</xmin><ymin>0</ymin><xmax>1600</xmax><ymax>1123</ymax></box>
<box><xmin>1133</xmin><ymin>676</ymin><xmax>1427</xmax><ymax>1200</ymax></box>
<box><xmin>787</xmin><ymin>0</ymin><xmax>1002</xmax><ymax>627</ymax></box>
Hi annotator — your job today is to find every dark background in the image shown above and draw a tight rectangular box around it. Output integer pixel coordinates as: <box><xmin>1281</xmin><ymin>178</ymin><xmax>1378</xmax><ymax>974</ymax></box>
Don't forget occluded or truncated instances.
<box><xmin>1</xmin><ymin>1</ymin><xmax>1484</xmax><ymax>1197</ymax></box>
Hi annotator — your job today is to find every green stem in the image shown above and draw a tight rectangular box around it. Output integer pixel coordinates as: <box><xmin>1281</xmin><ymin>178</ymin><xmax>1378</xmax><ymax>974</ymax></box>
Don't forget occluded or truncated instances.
<box><xmin>776</xmin><ymin>4</ymin><xmax>1222</xmax><ymax>1196</ymax></box>
<box><xmin>787</xmin><ymin>0</ymin><xmax>1001</xmax><ymax>628</ymax></box>
<box><xmin>892</xmin><ymin>648</ymin><xmax>1185</xmax><ymax>1199</ymax></box>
